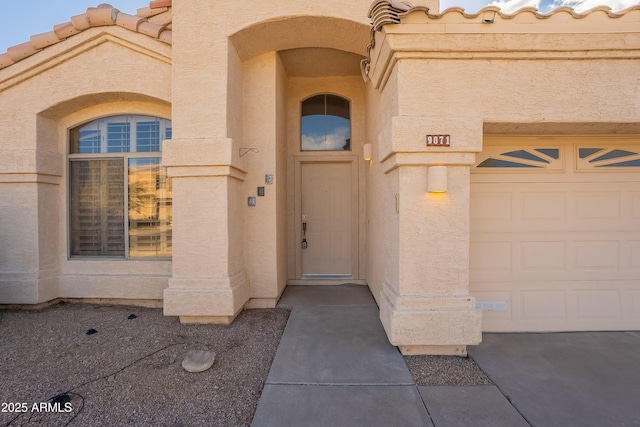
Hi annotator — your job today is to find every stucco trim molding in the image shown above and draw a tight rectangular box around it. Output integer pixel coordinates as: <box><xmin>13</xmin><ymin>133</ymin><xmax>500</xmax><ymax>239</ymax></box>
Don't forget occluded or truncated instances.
<box><xmin>163</xmin><ymin>138</ymin><xmax>248</xmax><ymax>180</ymax></box>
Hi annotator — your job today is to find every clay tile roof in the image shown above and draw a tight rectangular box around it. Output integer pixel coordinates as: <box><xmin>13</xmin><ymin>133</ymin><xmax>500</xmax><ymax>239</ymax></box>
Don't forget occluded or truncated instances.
<box><xmin>0</xmin><ymin>1</ymin><xmax>172</xmax><ymax>71</ymax></box>
<box><xmin>361</xmin><ymin>0</ymin><xmax>640</xmax><ymax>81</ymax></box>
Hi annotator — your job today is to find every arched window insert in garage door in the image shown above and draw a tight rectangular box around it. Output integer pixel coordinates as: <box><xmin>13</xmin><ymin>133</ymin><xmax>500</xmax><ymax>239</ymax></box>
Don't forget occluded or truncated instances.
<box><xmin>476</xmin><ymin>145</ymin><xmax>640</xmax><ymax>170</ymax></box>
<box><xmin>577</xmin><ymin>147</ymin><xmax>640</xmax><ymax>169</ymax></box>
<box><xmin>476</xmin><ymin>148</ymin><xmax>562</xmax><ymax>169</ymax></box>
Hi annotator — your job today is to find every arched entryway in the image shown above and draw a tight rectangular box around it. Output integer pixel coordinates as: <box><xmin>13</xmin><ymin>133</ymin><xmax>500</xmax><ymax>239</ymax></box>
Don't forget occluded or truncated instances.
<box><xmin>229</xmin><ymin>16</ymin><xmax>369</xmax><ymax>300</ymax></box>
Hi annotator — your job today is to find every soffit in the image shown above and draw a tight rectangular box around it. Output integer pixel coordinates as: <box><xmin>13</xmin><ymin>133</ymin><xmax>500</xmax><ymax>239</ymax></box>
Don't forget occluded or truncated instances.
<box><xmin>0</xmin><ymin>1</ymin><xmax>173</xmax><ymax>71</ymax></box>
<box><xmin>279</xmin><ymin>48</ymin><xmax>364</xmax><ymax>77</ymax></box>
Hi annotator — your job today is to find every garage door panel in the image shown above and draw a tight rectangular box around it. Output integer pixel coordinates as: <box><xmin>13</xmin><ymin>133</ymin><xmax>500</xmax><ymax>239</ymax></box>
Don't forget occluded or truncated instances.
<box><xmin>521</xmin><ymin>290</ymin><xmax>567</xmax><ymax>320</ymax></box>
<box><xmin>631</xmin><ymin>242</ymin><xmax>640</xmax><ymax>268</ymax></box>
<box><xmin>473</xmin><ymin>282</ymin><xmax>640</xmax><ymax>332</ymax></box>
<box><xmin>575</xmin><ymin>290</ymin><xmax>621</xmax><ymax>319</ymax></box>
<box><xmin>470</xmin><ymin>241</ymin><xmax>512</xmax><ymax>272</ymax></box>
<box><xmin>472</xmin><ymin>234</ymin><xmax>639</xmax><ymax>281</ymax></box>
<box><xmin>574</xmin><ymin>241</ymin><xmax>619</xmax><ymax>270</ymax></box>
<box><xmin>575</xmin><ymin>191</ymin><xmax>620</xmax><ymax>220</ymax></box>
<box><xmin>473</xmin><ymin>185</ymin><xmax>636</xmax><ymax>232</ymax></box>
<box><xmin>522</xmin><ymin>192</ymin><xmax>566</xmax><ymax>221</ymax></box>
<box><xmin>520</xmin><ymin>241</ymin><xmax>566</xmax><ymax>271</ymax></box>
<box><xmin>630</xmin><ymin>290</ymin><xmax>640</xmax><ymax>317</ymax></box>
<box><xmin>470</xmin><ymin>192</ymin><xmax>511</xmax><ymax>221</ymax></box>
<box><xmin>471</xmin><ymin>137</ymin><xmax>640</xmax><ymax>332</ymax></box>
<box><xmin>632</xmin><ymin>192</ymin><xmax>640</xmax><ymax>217</ymax></box>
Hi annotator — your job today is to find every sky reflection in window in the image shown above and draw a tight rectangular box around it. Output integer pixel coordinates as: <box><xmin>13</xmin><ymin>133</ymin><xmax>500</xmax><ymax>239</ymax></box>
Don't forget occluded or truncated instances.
<box><xmin>301</xmin><ymin>94</ymin><xmax>351</xmax><ymax>151</ymax></box>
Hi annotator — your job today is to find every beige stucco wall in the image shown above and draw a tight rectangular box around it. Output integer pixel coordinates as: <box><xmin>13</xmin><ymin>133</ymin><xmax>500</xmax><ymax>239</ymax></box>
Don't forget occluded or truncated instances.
<box><xmin>365</xmin><ymin>65</ymin><xmax>400</xmax><ymax>306</ymax></box>
<box><xmin>164</xmin><ymin>0</ymin><xmax>373</xmax><ymax>318</ymax></box>
<box><xmin>0</xmin><ymin>27</ymin><xmax>172</xmax><ymax>304</ymax></box>
<box><xmin>2</xmin><ymin>1</ymin><xmax>638</xmax><ymax>354</ymax></box>
<box><xmin>275</xmin><ymin>54</ymin><xmax>289</xmax><ymax>299</ymax></box>
<box><xmin>243</xmin><ymin>52</ymin><xmax>280</xmax><ymax>304</ymax></box>
<box><xmin>364</xmin><ymin>6</ymin><xmax>639</xmax><ymax>354</ymax></box>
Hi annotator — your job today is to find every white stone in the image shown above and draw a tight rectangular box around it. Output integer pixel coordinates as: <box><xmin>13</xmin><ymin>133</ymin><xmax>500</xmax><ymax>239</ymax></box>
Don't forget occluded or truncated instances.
<box><xmin>181</xmin><ymin>350</ymin><xmax>216</xmax><ymax>373</ymax></box>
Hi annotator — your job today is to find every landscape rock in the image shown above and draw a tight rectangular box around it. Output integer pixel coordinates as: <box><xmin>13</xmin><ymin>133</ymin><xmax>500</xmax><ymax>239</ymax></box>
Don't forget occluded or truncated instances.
<box><xmin>182</xmin><ymin>350</ymin><xmax>216</xmax><ymax>373</ymax></box>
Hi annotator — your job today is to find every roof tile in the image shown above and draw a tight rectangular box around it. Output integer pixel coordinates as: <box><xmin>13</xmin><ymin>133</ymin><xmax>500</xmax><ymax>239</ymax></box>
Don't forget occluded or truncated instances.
<box><xmin>7</xmin><ymin>42</ymin><xmax>39</xmax><ymax>62</ymax></box>
<box><xmin>0</xmin><ymin>54</ymin><xmax>15</xmax><ymax>69</ymax></box>
<box><xmin>115</xmin><ymin>13</ymin><xmax>144</xmax><ymax>32</ymax></box>
<box><xmin>86</xmin><ymin>6</ymin><xmax>117</xmax><ymax>26</ymax></box>
<box><xmin>136</xmin><ymin>6</ymin><xmax>169</xmax><ymax>18</ymax></box>
<box><xmin>150</xmin><ymin>0</ymin><xmax>172</xmax><ymax>8</ymax></box>
<box><xmin>137</xmin><ymin>21</ymin><xmax>166</xmax><ymax>39</ymax></box>
<box><xmin>53</xmin><ymin>22</ymin><xmax>81</xmax><ymax>40</ymax></box>
<box><xmin>158</xmin><ymin>29</ymin><xmax>172</xmax><ymax>44</ymax></box>
<box><xmin>70</xmin><ymin>13</ymin><xmax>91</xmax><ymax>31</ymax></box>
<box><xmin>30</xmin><ymin>31</ymin><xmax>62</xmax><ymax>50</ymax></box>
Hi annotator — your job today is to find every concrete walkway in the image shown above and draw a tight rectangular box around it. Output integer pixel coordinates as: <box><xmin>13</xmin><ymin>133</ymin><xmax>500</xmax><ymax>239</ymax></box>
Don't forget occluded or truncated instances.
<box><xmin>252</xmin><ymin>285</ymin><xmax>525</xmax><ymax>427</ymax></box>
<box><xmin>469</xmin><ymin>331</ymin><xmax>640</xmax><ymax>427</ymax></box>
<box><xmin>252</xmin><ymin>285</ymin><xmax>640</xmax><ymax>426</ymax></box>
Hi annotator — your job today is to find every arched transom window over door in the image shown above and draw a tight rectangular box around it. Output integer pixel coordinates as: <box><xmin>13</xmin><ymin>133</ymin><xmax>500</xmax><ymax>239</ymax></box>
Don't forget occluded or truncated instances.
<box><xmin>301</xmin><ymin>94</ymin><xmax>351</xmax><ymax>151</ymax></box>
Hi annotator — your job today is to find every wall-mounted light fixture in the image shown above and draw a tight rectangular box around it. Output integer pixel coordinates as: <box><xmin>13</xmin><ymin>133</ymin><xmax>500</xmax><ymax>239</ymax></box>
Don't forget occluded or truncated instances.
<box><xmin>427</xmin><ymin>166</ymin><xmax>447</xmax><ymax>193</ymax></box>
<box><xmin>363</xmin><ymin>143</ymin><xmax>372</xmax><ymax>161</ymax></box>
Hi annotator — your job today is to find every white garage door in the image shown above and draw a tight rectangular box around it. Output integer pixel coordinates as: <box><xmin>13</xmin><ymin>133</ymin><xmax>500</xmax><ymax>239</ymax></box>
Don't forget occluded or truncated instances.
<box><xmin>470</xmin><ymin>136</ymin><xmax>640</xmax><ymax>332</ymax></box>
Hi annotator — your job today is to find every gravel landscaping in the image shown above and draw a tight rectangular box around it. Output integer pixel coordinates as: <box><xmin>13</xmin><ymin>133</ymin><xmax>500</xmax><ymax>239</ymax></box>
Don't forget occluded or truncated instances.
<box><xmin>0</xmin><ymin>303</ymin><xmax>289</xmax><ymax>427</ymax></box>
<box><xmin>0</xmin><ymin>301</ymin><xmax>493</xmax><ymax>426</ymax></box>
<box><xmin>404</xmin><ymin>355</ymin><xmax>493</xmax><ymax>386</ymax></box>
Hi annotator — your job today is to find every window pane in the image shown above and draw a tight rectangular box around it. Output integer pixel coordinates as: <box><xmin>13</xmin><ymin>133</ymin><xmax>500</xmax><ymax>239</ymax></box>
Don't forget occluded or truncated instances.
<box><xmin>301</xmin><ymin>95</ymin><xmax>326</xmax><ymax>116</ymax></box>
<box><xmin>301</xmin><ymin>94</ymin><xmax>351</xmax><ymax>151</ymax></box>
<box><xmin>128</xmin><ymin>158</ymin><xmax>172</xmax><ymax>258</ymax></box>
<box><xmin>302</xmin><ymin>115</ymin><xmax>351</xmax><ymax>150</ymax></box>
<box><xmin>71</xmin><ymin>115</ymin><xmax>170</xmax><ymax>154</ymax></box>
<box><xmin>70</xmin><ymin>159</ymin><xmax>125</xmax><ymax>256</ymax></box>
<box><xmin>78</xmin><ymin>129</ymin><xmax>101</xmax><ymax>153</ymax></box>
<box><xmin>107</xmin><ymin>122</ymin><xmax>131</xmax><ymax>152</ymax></box>
<box><xmin>136</xmin><ymin>120</ymin><xmax>161</xmax><ymax>152</ymax></box>
<box><xmin>325</xmin><ymin>95</ymin><xmax>350</xmax><ymax>119</ymax></box>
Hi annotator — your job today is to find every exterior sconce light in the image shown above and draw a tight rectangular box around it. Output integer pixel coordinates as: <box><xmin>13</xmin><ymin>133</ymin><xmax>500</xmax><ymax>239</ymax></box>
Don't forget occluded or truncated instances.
<box><xmin>363</xmin><ymin>143</ymin><xmax>372</xmax><ymax>161</ymax></box>
<box><xmin>427</xmin><ymin>166</ymin><xmax>447</xmax><ymax>193</ymax></box>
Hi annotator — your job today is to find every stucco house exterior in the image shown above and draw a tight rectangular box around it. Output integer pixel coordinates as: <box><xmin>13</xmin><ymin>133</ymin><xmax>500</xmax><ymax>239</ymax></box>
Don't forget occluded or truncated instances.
<box><xmin>0</xmin><ymin>0</ymin><xmax>638</xmax><ymax>355</ymax></box>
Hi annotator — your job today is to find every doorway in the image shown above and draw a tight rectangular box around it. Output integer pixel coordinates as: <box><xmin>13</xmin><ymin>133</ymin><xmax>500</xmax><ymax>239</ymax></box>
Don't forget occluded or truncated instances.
<box><xmin>295</xmin><ymin>158</ymin><xmax>358</xmax><ymax>281</ymax></box>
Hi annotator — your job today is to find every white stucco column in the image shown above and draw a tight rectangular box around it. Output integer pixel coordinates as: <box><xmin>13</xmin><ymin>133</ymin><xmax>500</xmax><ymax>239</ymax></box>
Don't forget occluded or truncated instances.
<box><xmin>377</xmin><ymin>116</ymin><xmax>483</xmax><ymax>355</ymax></box>
<box><xmin>162</xmin><ymin>142</ymin><xmax>249</xmax><ymax>324</ymax></box>
<box><xmin>0</xmin><ymin>114</ymin><xmax>61</xmax><ymax>305</ymax></box>
<box><xmin>161</xmin><ymin>1</ymin><xmax>250</xmax><ymax>323</ymax></box>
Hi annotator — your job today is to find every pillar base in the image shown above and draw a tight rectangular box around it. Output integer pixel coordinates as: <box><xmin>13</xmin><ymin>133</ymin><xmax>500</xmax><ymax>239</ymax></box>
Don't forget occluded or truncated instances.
<box><xmin>245</xmin><ymin>298</ymin><xmax>278</xmax><ymax>309</ymax></box>
<box><xmin>379</xmin><ymin>283</ymin><xmax>482</xmax><ymax>355</ymax></box>
<box><xmin>179</xmin><ymin>314</ymin><xmax>239</xmax><ymax>325</ymax></box>
<box><xmin>399</xmin><ymin>345</ymin><xmax>468</xmax><ymax>356</ymax></box>
<box><xmin>163</xmin><ymin>270</ymin><xmax>249</xmax><ymax>320</ymax></box>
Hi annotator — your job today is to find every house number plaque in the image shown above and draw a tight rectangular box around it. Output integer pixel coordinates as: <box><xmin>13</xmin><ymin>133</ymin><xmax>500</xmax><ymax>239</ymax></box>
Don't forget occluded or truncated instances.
<box><xmin>426</xmin><ymin>134</ymin><xmax>451</xmax><ymax>147</ymax></box>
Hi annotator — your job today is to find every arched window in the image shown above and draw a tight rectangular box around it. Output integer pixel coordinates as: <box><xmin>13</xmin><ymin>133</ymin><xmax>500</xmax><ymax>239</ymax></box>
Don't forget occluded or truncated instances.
<box><xmin>68</xmin><ymin>115</ymin><xmax>172</xmax><ymax>259</ymax></box>
<box><xmin>301</xmin><ymin>94</ymin><xmax>350</xmax><ymax>151</ymax></box>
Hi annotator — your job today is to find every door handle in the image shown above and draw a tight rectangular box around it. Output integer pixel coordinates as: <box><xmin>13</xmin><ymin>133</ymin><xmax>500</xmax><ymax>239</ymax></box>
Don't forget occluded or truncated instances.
<box><xmin>302</xmin><ymin>221</ymin><xmax>308</xmax><ymax>249</ymax></box>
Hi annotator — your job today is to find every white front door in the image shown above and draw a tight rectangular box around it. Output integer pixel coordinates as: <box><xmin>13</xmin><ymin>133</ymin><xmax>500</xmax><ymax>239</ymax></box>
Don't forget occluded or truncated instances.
<box><xmin>300</xmin><ymin>162</ymin><xmax>353</xmax><ymax>279</ymax></box>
